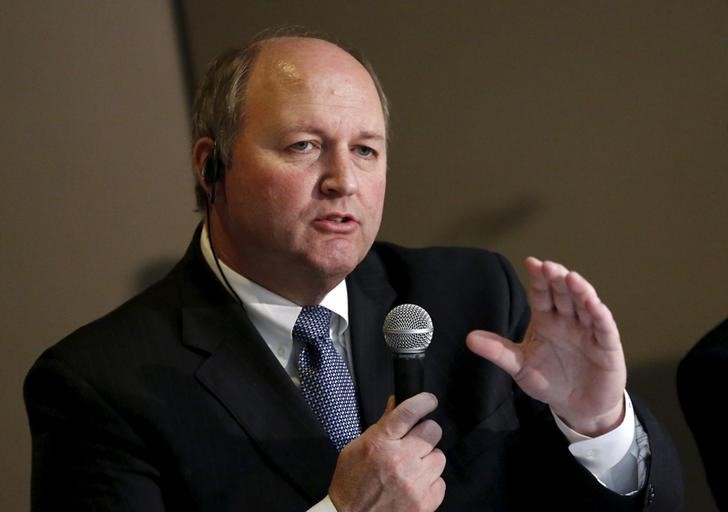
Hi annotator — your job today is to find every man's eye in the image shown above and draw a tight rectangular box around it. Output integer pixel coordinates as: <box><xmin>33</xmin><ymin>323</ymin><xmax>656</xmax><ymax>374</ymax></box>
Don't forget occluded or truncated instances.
<box><xmin>289</xmin><ymin>141</ymin><xmax>314</xmax><ymax>152</ymax></box>
<box><xmin>354</xmin><ymin>146</ymin><xmax>375</xmax><ymax>157</ymax></box>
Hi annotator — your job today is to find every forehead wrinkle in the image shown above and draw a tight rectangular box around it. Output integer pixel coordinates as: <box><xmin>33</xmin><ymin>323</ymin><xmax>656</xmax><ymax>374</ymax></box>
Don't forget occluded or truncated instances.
<box><xmin>280</xmin><ymin>103</ymin><xmax>384</xmax><ymax>137</ymax></box>
<box><xmin>275</xmin><ymin>81</ymin><xmax>372</xmax><ymax>120</ymax></box>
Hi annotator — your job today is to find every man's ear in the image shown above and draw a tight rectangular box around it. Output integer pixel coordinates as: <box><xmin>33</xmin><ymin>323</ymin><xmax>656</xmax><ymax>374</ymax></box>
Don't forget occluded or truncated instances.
<box><xmin>192</xmin><ymin>137</ymin><xmax>216</xmax><ymax>190</ymax></box>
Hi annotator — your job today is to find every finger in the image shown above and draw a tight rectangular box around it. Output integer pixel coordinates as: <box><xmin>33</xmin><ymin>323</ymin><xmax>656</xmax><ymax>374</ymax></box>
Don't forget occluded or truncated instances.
<box><xmin>565</xmin><ymin>271</ymin><xmax>598</xmax><ymax>307</ymax></box>
<box><xmin>418</xmin><ymin>474</ymin><xmax>447</xmax><ymax>512</ymax></box>
<box><xmin>551</xmin><ymin>277</ymin><xmax>575</xmax><ymax>316</ymax></box>
<box><xmin>466</xmin><ymin>330</ymin><xmax>523</xmax><ymax>377</ymax></box>
<box><xmin>585</xmin><ymin>298</ymin><xmax>620</xmax><ymax>348</ymax></box>
<box><xmin>542</xmin><ymin>260</ymin><xmax>576</xmax><ymax>316</ymax></box>
<box><xmin>379</xmin><ymin>393</ymin><xmax>439</xmax><ymax>440</ymax></box>
<box><xmin>404</xmin><ymin>419</ymin><xmax>443</xmax><ymax>457</ymax></box>
<box><xmin>574</xmin><ymin>303</ymin><xmax>592</xmax><ymax>328</ymax></box>
<box><xmin>565</xmin><ymin>271</ymin><xmax>598</xmax><ymax>327</ymax></box>
<box><xmin>421</xmin><ymin>447</ymin><xmax>447</xmax><ymax>479</ymax></box>
<box><xmin>525</xmin><ymin>257</ymin><xmax>553</xmax><ymax>313</ymax></box>
<box><xmin>565</xmin><ymin>271</ymin><xmax>618</xmax><ymax>336</ymax></box>
<box><xmin>426</xmin><ymin>476</ymin><xmax>447</xmax><ymax>510</ymax></box>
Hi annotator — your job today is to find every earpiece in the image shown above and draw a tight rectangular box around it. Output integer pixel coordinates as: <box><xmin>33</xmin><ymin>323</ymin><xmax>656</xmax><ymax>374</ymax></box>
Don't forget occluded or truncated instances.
<box><xmin>202</xmin><ymin>144</ymin><xmax>223</xmax><ymax>184</ymax></box>
<box><xmin>202</xmin><ymin>143</ymin><xmax>224</xmax><ymax>204</ymax></box>
<box><xmin>202</xmin><ymin>141</ymin><xmax>242</xmax><ymax>309</ymax></box>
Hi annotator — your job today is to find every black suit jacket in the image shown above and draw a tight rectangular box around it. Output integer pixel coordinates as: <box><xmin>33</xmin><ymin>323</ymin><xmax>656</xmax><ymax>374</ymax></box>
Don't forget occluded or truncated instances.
<box><xmin>25</xmin><ymin>232</ymin><xmax>682</xmax><ymax>510</ymax></box>
<box><xmin>677</xmin><ymin>317</ymin><xmax>728</xmax><ymax>510</ymax></box>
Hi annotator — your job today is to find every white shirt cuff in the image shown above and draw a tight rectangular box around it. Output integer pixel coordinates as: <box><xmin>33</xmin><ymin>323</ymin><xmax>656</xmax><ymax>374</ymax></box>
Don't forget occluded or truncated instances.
<box><xmin>551</xmin><ymin>390</ymin><xmax>647</xmax><ymax>494</ymax></box>
<box><xmin>552</xmin><ymin>390</ymin><xmax>635</xmax><ymax>473</ymax></box>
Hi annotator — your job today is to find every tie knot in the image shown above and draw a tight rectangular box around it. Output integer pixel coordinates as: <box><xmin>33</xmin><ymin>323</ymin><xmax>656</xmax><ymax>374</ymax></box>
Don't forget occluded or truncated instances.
<box><xmin>293</xmin><ymin>306</ymin><xmax>332</xmax><ymax>344</ymax></box>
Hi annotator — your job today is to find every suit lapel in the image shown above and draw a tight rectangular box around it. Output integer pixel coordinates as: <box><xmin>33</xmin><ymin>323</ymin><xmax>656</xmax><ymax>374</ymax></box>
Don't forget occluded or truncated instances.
<box><xmin>347</xmin><ymin>251</ymin><xmax>397</xmax><ymax>428</ymax></box>
<box><xmin>174</xmin><ymin>235</ymin><xmax>338</xmax><ymax>502</ymax></box>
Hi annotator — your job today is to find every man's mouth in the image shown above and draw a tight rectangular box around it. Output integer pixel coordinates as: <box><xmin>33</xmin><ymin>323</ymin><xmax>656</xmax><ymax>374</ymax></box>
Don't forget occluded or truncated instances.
<box><xmin>324</xmin><ymin>214</ymin><xmax>355</xmax><ymax>223</ymax></box>
<box><xmin>313</xmin><ymin>213</ymin><xmax>359</xmax><ymax>232</ymax></box>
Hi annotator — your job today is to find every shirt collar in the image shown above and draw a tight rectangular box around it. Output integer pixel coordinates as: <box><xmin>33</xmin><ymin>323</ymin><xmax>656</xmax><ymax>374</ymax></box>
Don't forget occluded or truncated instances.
<box><xmin>199</xmin><ymin>223</ymin><xmax>349</xmax><ymax>336</ymax></box>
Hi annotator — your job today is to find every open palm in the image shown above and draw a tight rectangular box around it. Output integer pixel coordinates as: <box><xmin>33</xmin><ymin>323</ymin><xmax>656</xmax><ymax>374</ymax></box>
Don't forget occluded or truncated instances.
<box><xmin>466</xmin><ymin>257</ymin><xmax>626</xmax><ymax>436</ymax></box>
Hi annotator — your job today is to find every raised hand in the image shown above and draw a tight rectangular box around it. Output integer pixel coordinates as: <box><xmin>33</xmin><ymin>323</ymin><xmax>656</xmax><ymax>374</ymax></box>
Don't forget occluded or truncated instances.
<box><xmin>466</xmin><ymin>257</ymin><xmax>626</xmax><ymax>436</ymax></box>
<box><xmin>328</xmin><ymin>393</ymin><xmax>446</xmax><ymax>512</ymax></box>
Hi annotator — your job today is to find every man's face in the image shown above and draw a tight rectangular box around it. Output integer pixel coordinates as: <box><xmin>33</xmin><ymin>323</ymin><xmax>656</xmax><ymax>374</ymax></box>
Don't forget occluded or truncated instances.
<box><xmin>213</xmin><ymin>38</ymin><xmax>387</xmax><ymax>302</ymax></box>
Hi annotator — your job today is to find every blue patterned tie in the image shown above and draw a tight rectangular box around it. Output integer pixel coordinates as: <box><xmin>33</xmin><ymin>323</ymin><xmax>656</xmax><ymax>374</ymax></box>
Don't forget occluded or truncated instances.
<box><xmin>295</xmin><ymin>306</ymin><xmax>361</xmax><ymax>451</ymax></box>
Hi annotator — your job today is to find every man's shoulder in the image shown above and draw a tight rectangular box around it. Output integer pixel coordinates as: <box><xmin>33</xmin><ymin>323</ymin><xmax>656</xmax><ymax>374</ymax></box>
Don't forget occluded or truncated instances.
<box><xmin>370</xmin><ymin>241</ymin><xmax>499</xmax><ymax>258</ymax></box>
<box><xmin>33</xmin><ymin>238</ymin><xmax>216</xmax><ymax>370</ymax></box>
<box><xmin>363</xmin><ymin>241</ymin><xmax>516</xmax><ymax>279</ymax></box>
<box><xmin>354</xmin><ymin>241</ymin><xmax>523</xmax><ymax>303</ymax></box>
<box><xmin>678</xmin><ymin>317</ymin><xmax>728</xmax><ymax>381</ymax></box>
<box><xmin>38</xmin><ymin>270</ymin><xmax>181</xmax><ymax>363</ymax></box>
<box><xmin>352</xmin><ymin>241</ymin><xmax>530</xmax><ymax>347</ymax></box>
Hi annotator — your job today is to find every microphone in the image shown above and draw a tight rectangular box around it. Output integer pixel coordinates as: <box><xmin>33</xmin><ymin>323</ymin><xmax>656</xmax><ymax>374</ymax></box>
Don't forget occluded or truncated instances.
<box><xmin>382</xmin><ymin>304</ymin><xmax>434</xmax><ymax>404</ymax></box>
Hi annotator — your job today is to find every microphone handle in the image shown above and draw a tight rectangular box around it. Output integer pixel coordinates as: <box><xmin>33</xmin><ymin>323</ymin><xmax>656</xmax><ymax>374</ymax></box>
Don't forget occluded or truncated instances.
<box><xmin>393</xmin><ymin>352</ymin><xmax>425</xmax><ymax>404</ymax></box>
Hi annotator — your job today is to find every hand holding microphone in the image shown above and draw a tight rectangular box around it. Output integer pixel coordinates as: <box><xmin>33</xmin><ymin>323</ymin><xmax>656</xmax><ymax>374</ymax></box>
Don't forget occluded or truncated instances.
<box><xmin>329</xmin><ymin>393</ymin><xmax>445</xmax><ymax>512</ymax></box>
<box><xmin>327</xmin><ymin>304</ymin><xmax>444</xmax><ymax>511</ymax></box>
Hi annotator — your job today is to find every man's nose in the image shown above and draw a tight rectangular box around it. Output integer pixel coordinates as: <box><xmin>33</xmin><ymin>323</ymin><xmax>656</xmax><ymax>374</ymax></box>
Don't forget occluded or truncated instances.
<box><xmin>320</xmin><ymin>148</ymin><xmax>359</xmax><ymax>196</ymax></box>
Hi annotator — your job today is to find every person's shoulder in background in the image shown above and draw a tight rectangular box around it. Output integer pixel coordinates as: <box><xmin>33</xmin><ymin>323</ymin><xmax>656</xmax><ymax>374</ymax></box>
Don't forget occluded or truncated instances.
<box><xmin>677</xmin><ymin>317</ymin><xmax>728</xmax><ymax>511</ymax></box>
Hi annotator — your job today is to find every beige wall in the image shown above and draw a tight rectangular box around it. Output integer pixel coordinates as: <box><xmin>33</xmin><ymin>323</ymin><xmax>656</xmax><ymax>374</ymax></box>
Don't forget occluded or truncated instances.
<box><xmin>0</xmin><ymin>1</ymin><xmax>197</xmax><ymax>509</ymax></box>
<box><xmin>2</xmin><ymin>0</ymin><xmax>726</xmax><ymax>510</ymax></box>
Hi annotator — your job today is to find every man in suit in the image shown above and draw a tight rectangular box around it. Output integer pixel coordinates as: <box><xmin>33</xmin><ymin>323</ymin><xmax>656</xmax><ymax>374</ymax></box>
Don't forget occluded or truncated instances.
<box><xmin>678</xmin><ymin>317</ymin><xmax>728</xmax><ymax>510</ymax></box>
<box><xmin>25</xmin><ymin>32</ymin><xmax>682</xmax><ymax>510</ymax></box>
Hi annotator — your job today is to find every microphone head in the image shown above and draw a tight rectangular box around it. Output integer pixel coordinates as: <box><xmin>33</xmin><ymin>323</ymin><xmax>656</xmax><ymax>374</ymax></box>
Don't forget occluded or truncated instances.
<box><xmin>382</xmin><ymin>304</ymin><xmax>434</xmax><ymax>354</ymax></box>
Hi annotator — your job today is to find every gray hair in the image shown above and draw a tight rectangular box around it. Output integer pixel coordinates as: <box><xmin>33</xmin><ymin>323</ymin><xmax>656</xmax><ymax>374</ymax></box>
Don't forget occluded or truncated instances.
<box><xmin>191</xmin><ymin>28</ymin><xmax>390</xmax><ymax>210</ymax></box>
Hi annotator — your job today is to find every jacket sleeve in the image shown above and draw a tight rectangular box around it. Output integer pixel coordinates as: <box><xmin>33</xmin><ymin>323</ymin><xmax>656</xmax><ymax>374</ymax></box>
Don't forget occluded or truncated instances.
<box><xmin>24</xmin><ymin>354</ymin><xmax>168</xmax><ymax>511</ymax></box>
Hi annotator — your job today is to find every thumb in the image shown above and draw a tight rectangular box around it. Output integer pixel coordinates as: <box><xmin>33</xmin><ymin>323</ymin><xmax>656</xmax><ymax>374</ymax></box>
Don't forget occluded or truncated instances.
<box><xmin>466</xmin><ymin>330</ymin><xmax>524</xmax><ymax>377</ymax></box>
<box><xmin>377</xmin><ymin>392</ymin><xmax>438</xmax><ymax>440</ymax></box>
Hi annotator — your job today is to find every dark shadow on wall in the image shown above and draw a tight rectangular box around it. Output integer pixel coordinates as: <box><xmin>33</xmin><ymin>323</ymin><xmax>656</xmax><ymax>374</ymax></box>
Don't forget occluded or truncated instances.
<box><xmin>437</xmin><ymin>195</ymin><xmax>543</xmax><ymax>247</ymax></box>
<box><xmin>629</xmin><ymin>358</ymin><xmax>717</xmax><ymax>512</ymax></box>
<box><xmin>171</xmin><ymin>0</ymin><xmax>196</xmax><ymax>106</ymax></box>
